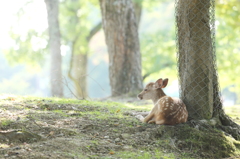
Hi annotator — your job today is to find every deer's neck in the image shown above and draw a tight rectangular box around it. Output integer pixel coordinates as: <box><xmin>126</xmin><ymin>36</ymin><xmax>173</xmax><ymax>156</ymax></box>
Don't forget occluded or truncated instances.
<box><xmin>152</xmin><ymin>89</ymin><xmax>166</xmax><ymax>104</ymax></box>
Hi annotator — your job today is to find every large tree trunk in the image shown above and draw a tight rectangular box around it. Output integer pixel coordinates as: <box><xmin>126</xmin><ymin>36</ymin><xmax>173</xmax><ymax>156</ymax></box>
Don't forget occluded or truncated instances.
<box><xmin>176</xmin><ymin>0</ymin><xmax>214</xmax><ymax>120</ymax></box>
<box><xmin>99</xmin><ymin>0</ymin><xmax>143</xmax><ymax>97</ymax></box>
<box><xmin>176</xmin><ymin>0</ymin><xmax>240</xmax><ymax>140</ymax></box>
<box><xmin>45</xmin><ymin>0</ymin><xmax>63</xmax><ymax>97</ymax></box>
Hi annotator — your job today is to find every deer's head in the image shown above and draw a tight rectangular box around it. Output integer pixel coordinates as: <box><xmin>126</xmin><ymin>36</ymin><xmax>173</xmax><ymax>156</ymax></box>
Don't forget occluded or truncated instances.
<box><xmin>138</xmin><ymin>78</ymin><xmax>168</xmax><ymax>100</ymax></box>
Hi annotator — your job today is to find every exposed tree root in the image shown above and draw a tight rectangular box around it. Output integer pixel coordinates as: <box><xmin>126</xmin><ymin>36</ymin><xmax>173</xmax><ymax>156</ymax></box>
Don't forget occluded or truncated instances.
<box><xmin>218</xmin><ymin>110</ymin><xmax>240</xmax><ymax>140</ymax></box>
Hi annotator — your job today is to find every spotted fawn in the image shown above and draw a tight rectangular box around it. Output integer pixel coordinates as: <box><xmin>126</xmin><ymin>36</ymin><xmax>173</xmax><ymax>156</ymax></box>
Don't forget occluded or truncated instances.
<box><xmin>137</xmin><ymin>78</ymin><xmax>188</xmax><ymax>125</ymax></box>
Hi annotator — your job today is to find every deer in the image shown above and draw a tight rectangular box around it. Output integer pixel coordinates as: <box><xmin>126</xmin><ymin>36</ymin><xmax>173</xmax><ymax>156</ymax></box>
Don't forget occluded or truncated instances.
<box><xmin>136</xmin><ymin>78</ymin><xmax>188</xmax><ymax>125</ymax></box>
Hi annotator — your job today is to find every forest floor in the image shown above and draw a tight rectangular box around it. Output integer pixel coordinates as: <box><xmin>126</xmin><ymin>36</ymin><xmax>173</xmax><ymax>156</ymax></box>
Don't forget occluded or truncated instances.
<box><xmin>0</xmin><ymin>95</ymin><xmax>239</xmax><ymax>159</ymax></box>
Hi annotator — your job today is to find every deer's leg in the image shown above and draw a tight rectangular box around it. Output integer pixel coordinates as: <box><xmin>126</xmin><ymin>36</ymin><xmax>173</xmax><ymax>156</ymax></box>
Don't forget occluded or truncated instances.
<box><xmin>155</xmin><ymin>120</ymin><xmax>165</xmax><ymax>125</ymax></box>
<box><xmin>143</xmin><ymin>113</ymin><xmax>154</xmax><ymax>123</ymax></box>
<box><xmin>148</xmin><ymin>119</ymin><xmax>156</xmax><ymax>124</ymax></box>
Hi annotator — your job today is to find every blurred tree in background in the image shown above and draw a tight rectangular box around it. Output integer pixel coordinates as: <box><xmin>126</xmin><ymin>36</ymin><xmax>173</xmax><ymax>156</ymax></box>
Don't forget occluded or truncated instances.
<box><xmin>45</xmin><ymin>0</ymin><xmax>63</xmax><ymax>97</ymax></box>
<box><xmin>59</xmin><ymin>0</ymin><xmax>101</xmax><ymax>99</ymax></box>
<box><xmin>99</xmin><ymin>0</ymin><xmax>143</xmax><ymax>96</ymax></box>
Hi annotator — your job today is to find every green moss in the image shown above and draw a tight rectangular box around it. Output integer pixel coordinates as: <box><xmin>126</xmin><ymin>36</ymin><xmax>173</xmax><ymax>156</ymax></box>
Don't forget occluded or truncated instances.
<box><xmin>158</xmin><ymin>124</ymin><xmax>240</xmax><ymax>158</ymax></box>
<box><xmin>115</xmin><ymin>149</ymin><xmax>175</xmax><ymax>159</ymax></box>
<box><xmin>53</xmin><ymin>110</ymin><xmax>68</xmax><ymax>117</ymax></box>
<box><xmin>0</xmin><ymin>119</ymin><xmax>12</xmax><ymax>126</ymax></box>
<box><xmin>0</xmin><ymin>95</ymin><xmax>239</xmax><ymax>158</ymax></box>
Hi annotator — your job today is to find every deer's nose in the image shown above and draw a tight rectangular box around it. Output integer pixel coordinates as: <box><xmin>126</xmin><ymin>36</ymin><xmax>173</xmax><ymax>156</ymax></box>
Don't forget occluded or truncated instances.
<box><xmin>137</xmin><ymin>94</ymin><xmax>143</xmax><ymax>100</ymax></box>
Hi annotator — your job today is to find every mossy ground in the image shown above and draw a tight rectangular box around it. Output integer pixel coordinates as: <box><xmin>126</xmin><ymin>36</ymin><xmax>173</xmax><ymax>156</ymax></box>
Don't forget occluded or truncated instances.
<box><xmin>0</xmin><ymin>95</ymin><xmax>239</xmax><ymax>159</ymax></box>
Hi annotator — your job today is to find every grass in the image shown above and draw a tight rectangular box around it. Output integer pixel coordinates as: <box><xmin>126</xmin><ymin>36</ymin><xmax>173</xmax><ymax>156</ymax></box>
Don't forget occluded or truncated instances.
<box><xmin>224</xmin><ymin>105</ymin><xmax>240</xmax><ymax>124</ymax></box>
<box><xmin>0</xmin><ymin>94</ymin><xmax>239</xmax><ymax>159</ymax></box>
<box><xmin>114</xmin><ymin>150</ymin><xmax>176</xmax><ymax>159</ymax></box>
<box><xmin>0</xmin><ymin>119</ymin><xmax>12</xmax><ymax>126</ymax></box>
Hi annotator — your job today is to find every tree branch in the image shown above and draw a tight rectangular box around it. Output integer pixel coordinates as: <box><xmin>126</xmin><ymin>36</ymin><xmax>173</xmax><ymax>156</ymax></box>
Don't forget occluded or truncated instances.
<box><xmin>86</xmin><ymin>22</ymin><xmax>102</xmax><ymax>42</ymax></box>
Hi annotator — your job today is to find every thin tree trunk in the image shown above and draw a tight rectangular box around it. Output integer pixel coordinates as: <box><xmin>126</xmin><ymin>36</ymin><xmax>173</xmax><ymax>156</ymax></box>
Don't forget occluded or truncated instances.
<box><xmin>68</xmin><ymin>50</ymin><xmax>88</xmax><ymax>99</ymax></box>
<box><xmin>68</xmin><ymin>22</ymin><xmax>102</xmax><ymax>99</ymax></box>
<box><xmin>45</xmin><ymin>0</ymin><xmax>63</xmax><ymax>97</ymax></box>
<box><xmin>99</xmin><ymin>0</ymin><xmax>143</xmax><ymax>97</ymax></box>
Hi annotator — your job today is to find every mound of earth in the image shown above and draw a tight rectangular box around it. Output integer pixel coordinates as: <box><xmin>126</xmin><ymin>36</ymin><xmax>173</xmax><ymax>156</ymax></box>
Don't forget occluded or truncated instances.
<box><xmin>0</xmin><ymin>96</ymin><xmax>239</xmax><ymax>158</ymax></box>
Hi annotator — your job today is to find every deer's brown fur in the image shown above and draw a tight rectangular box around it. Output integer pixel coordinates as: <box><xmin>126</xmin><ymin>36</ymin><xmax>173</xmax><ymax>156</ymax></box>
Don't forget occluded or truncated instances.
<box><xmin>137</xmin><ymin>78</ymin><xmax>188</xmax><ymax>125</ymax></box>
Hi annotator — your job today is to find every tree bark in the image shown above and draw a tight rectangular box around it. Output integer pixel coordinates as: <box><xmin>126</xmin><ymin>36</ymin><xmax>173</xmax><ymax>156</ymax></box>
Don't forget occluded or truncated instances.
<box><xmin>176</xmin><ymin>0</ymin><xmax>214</xmax><ymax>120</ymax></box>
<box><xmin>45</xmin><ymin>0</ymin><xmax>63</xmax><ymax>97</ymax></box>
<box><xmin>176</xmin><ymin>0</ymin><xmax>240</xmax><ymax>140</ymax></box>
<box><xmin>99</xmin><ymin>0</ymin><xmax>143</xmax><ymax>96</ymax></box>
<box><xmin>133</xmin><ymin>0</ymin><xmax>142</xmax><ymax>28</ymax></box>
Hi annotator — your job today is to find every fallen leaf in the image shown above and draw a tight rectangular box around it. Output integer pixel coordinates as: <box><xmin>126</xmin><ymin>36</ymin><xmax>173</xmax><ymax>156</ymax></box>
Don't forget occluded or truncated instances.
<box><xmin>109</xmin><ymin>151</ymin><xmax>115</xmax><ymax>155</ymax></box>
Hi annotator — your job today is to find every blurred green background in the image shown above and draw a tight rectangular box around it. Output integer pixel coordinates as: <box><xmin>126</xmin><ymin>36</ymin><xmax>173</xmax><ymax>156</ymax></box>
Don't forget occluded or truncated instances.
<box><xmin>0</xmin><ymin>0</ymin><xmax>239</xmax><ymax>106</ymax></box>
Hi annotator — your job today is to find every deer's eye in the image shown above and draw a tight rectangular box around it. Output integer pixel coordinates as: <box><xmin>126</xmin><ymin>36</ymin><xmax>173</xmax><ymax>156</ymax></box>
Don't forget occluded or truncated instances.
<box><xmin>144</xmin><ymin>89</ymin><xmax>148</xmax><ymax>91</ymax></box>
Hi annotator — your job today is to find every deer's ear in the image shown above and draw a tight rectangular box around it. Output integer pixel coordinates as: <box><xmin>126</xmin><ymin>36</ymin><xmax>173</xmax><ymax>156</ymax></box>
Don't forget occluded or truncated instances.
<box><xmin>162</xmin><ymin>78</ymin><xmax>169</xmax><ymax>88</ymax></box>
<box><xmin>155</xmin><ymin>78</ymin><xmax>163</xmax><ymax>88</ymax></box>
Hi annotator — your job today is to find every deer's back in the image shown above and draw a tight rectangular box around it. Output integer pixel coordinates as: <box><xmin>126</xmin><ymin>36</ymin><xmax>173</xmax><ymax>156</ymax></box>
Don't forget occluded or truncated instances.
<box><xmin>157</xmin><ymin>96</ymin><xmax>188</xmax><ymax>125</ymax></box>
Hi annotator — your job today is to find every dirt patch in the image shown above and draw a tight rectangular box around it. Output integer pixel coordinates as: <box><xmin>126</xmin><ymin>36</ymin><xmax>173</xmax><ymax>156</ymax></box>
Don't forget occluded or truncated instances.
<box><xmin>0</xmin><ymin>96</ymin><xmax>239</xmax><ymax>158</ymax></box>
